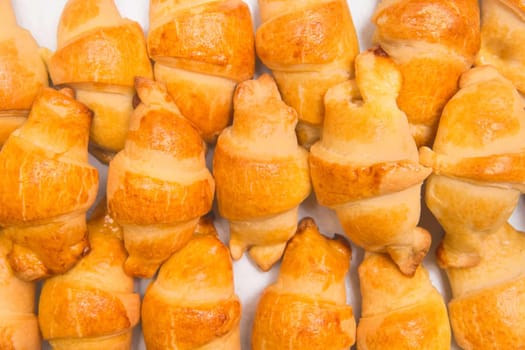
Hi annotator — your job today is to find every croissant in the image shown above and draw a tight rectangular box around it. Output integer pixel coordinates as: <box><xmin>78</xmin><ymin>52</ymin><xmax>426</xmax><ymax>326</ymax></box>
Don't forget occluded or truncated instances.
<box><xmin>252</xmin><ymin>217</ymin><xmax>355</xmax><ymax>349</ymax></box>
<box><xmin>357</xmin><ymin>253</ymin><xmax>451</xmax><ymax>350</ymax></box>
<box><xmin>421</xmin><ymin>66</ymin><xmax>525</xmax><ymax>348</ymax></box>
<box><xmin>0</xmin><ymin>87</ymin><xmax>98</xmax><ymax>282</ymax></box>
<box><xmin>0</xmin><ymin>0</ymin><xmax>48</xmax><ymax>146</ymax></box>
<box><xmin>107</xmin><ymin>77</ymin><xmax>215</xmax><ymax>278</ymax></box>
<box><xmin>213</xmin><ymin>74</ymin><xmax>311</xmax><ymax>271</ymax></box>
<box><xmin>372</xmin><ymin>0</ymin><xmax>480</xmax><ymax>147</ymax></box>
<box><xmin>255</xmin><ymin>0</ymin><xmax>359</xmax><ymax>148</ymax></box>
<box><xmin>310</xmin><ymin>48</ymin><xmax>431</xmax><ymax>276</ymax></box>
<box><xmin>38</xmin><ymin>202</ymin><xmax>140</xmax><ymax>350</ymax></box>
<box><xmin>476</xmin><ymin>0</ymin><xmax>525</xmax><ymax>93</ymax></box>
<box><xmin>0</xmin><ymin>234</ymin><xmax>40</xmax><ymax>350</ymax></box>
<box><xmin>45</xmin><ymin>0</ymin><xmax>153</xmax><ymax>162</ymax></box>
<box><xmin>147</xmin><ymin>0</ymin><xmax>255</xmax><ymax>143</ymax></box>
<box><xmin>141</xmin><ymin>217</ymin><xmax>241</xmax><ymax>350</ymax></box>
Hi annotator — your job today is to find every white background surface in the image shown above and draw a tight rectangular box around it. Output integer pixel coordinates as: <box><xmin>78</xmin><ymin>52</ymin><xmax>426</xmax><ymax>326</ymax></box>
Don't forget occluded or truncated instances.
<box><xmin>10</xmin><ymin>0</ymin><xmax>525</xmax><ymax>349</ymax></box>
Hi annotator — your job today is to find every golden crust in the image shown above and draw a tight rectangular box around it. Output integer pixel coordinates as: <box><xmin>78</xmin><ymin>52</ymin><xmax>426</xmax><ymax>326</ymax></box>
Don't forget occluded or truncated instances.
<box><xmin>49</xmin><ymin>23</ymin><xmax>152</xmax><ymax>87</ymax></box>
<box><xmin>214</xmin><ymin>144</ymin><xmax>310</xmax><ymax>220</ymax></box>
<box><xmin>0</xmin><ymin>234</ymin><xmax>40</xmax><ymax>350</ymax></box>
<box><xmin>38</xmin><ymin>204</ymin><xmax>139</xmax><ymax>348</ymax></box>
<box><xmin>373</xmin><ymin>0</ymin><xmax>480</xmax><ymax>147</ymax></box>
<box><xmin>373</xmin><ymin>0</ymin><xmax>480</xmax><ymax>57</ymax></box>
<box><xmin>357</xmin><ymin>253</ymin><xmax>450</xmax><ymax>350</ymax></box>
<box><xmin>449</xmin><ymin>276</ymin><xmax>525</xmax><ymax>350</ymax></box>
<box><xmin>476</xmin><ymin>0</ymin><xmax>525</xmax><ymax>92</ymax></box>
<box><xmin>0</xmin><ymin>0</ymin><xmax>48</xmax><ymax>119</ymax></box>
<box><xmin>252</xmin><ymin>218</ymin><xmax>355</xmax><ymax>349</ymax></box>
<box><xmin>420</xmin><ymin>66</ymin><xmax>525</xmax><ymax>190</ymax></box>
<box><xmin>148</xmin><ymin>0</ymin><xmax>254</xmax><ymax>82</ymax></box>
<box><xmin>142</xmin><ymin>224</ymin><xmax>241</xmax><ymax>349</ymax></box>
<box><xmin>256</xmin><ymin>0</ymin><xmax>357</xmax><ymax>68</ymax></box>
<box><xmin>310</xmin><ymin>155</ymin><xmax>430</xmax><ymax>206</ymax></box>
<box><xmin>255</xmin><ymin>0</ymin><xmax>358</xmax><ymax>146</ymax></box>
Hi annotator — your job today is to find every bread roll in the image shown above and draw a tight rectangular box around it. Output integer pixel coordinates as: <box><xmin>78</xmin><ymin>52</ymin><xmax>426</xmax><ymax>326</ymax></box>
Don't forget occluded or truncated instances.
<box><xmin>252</xmin><ymin>218</ymin><xmax>355</xmax><ymax>349</ymax></box>
<box><xmin>0</xmin><ymin>87</ymin><xmax>98</xmax><ymax>281</ymax></box>
<box><xmin>213</xmin><ymin>74</ymin><xmax>311</xmax><ymax>271</ymax></box>
<box><xmin>357</xmin><ymin>253</ymin><xmax>451</xmax><ymax>350</ymax></box>
<box><xmin>148</xmin><ymin>0</ymin><xmax>255</xmax><ymax>143</ymax></box>
<box><xmin>255</xmin><ymin>0</ymin><xmax>359</xmax><ymax>147</ymax></box>
<box><xmin>0</xmin><ymin>0</ymin><xmax>48</xmax><ymax>146</ymax></box>
<box><xmin>310</xmin><ymin>49</ymin><xmax>431</xmax><ymax>276</ymax></box>
<box><xmin>476</xmin><ymin>0</ymin><xmax>525</xmax><ymax>93</ymax></box>
<box><xmin>107</xmin><ymin>77</ymin><xmax>214</xmax><ymax>278</ymax></box>
<box><xmin>38</xmin><ymin>202</ymin><xmax>140</xmax><ymax>350</ymax></box>
<box><xmin>421</xmin><ymin>66</ymin><xmax>525</xmax><ymax>348</ymax></box>
<box><xmin>45</xmin><ymin>0</ymin><xmax>153</xmax><ymax>162</ymax></box>
<box><xmin>141</xmin><ymin>217</ymin><xmax>241</xmax><ymax>350</ymax></box>
<box><xmin>0</xmin><ymin>234</ymin><xmax>40</xmax><ymax>350</ymax></box>
<box><xmin>373</xmin><ymin>0</ymin><xmax>480</xmax><ymax>147</ymax></box>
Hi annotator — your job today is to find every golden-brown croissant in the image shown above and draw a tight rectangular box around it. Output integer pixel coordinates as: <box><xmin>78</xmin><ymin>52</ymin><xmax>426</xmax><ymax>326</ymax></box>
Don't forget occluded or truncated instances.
<box><xmin>45</xmin><ymin>0</ymin><xmax>153</xmax><ymax>162</ymax></box>
<box><xmin>421</xmin><ymin>66</ymin><xmax>525</xmax><ymax>349</ymax></box>
<box><xmin>0</xmin><ymin>234</ymin><xmax>40</xmax><ymax>350</ymax></box>
<box><xmin>147</xmin><ymin>0</ymin><xmax>255</xmax><ymax>143</ymax></box>
<box><xmin>107</xmin><ymin>77</ymin><xmax>215</xmax><ymax>278</ymax></box>
<box><xmin>357</xmin><ymin>253</ymin><xmax>451</xmax><ymax>350</ymax></box>
<box><xmin>251</xmin><ymin>218</ymin><xmax>355</xmax><ymax>349</ymax></box>
<box><xmin>0</xmin><ymin>0</ymin><xmax>48</xmax><ymax>146</ymax></box>
<box><xmin>0</xmin><ymin>87</ymin><xmax>98</xmax><ymax>282</ymax></box>
<box><xmin>372</xmin><ymin>0</ymin><xmax>480</xmax><ymax>147</ymax></box>
<box><xmin>38</xmin><ymin>202</ymin><xmax>140</xmax><ymax>350</ymax></box>
<box><xmin>255</xmin><ymin>0</ymin><xmax>359</xmax><ymax>148</ymax></box>
<box><xmin>310</xmin><ymin>49</ymin><xmax>431</xmax><ymax>276</ymax></box>
<box><xmin>213</xmin><ymin>73</ymin><xmax>311</xmax><ymax>271</ymax></box>
<box><xmin>476</xmin><ymin>0</ymin><xmax>525</xmax><ymax>93</ymax></box>
<box><xmin>141</xmin><ymin>217</ymin><xmax>241</xmax><ymax>350</ymax></box>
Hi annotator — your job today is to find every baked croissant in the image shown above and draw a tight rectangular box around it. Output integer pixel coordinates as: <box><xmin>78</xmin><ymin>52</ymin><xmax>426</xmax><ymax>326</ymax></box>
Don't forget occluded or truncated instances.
<box><xmin>255</xmin><ymin>0</ymin><xmax>359</xmax><ymax>148</ymax></box>
<box><xmin>213</xmin><ymin>73</ymin><xmax>311</xmax><ymax>271</ymax></box>
<box><xmin>476</xmin><ymin>0</ymin><xmax>525</xmax><ymax>93</ymax></box>
<box><xmin>372</xmin><ymin>0</ymin><xmax>480</xmax><ymax>147</ymax></box>
<box><xmin>0</xmin><ymin>0</ymin><xmax>48</xmax><ymax>145</ymax></box>
<box><xmin>310</xmin><ymin>48</ymin><xmax>431</xmax><ymax>276</ymax></box>
<box><xmin>0</xmin><ymin>234</ymin><xmax>40</xmax><ymax>350</ymax></box>
<box><xmin>107</xmin><ymin>77</ymin><xmax>215</xmax><ymax>278</ymax></box>
<box><xmin>0</xmin><ymin>87</ymin><xmax>98</xmax><ymax>282</ymax></box>
<box><xmin>421</xmin><ymin>66</ymin><xmax>525</xmax><ymax>349</ymax></box>
<box><xmin>147</xmin><ymin>0</ymin><xmax>255</xmax><ymax>143</ymax></box>
<box><xmin>252</xmin><ymin>217</ymin><xmax>355</xmax><ymax>349</ymax></box>
<box><xmin>38</xmin><ymin>202</ymin><xmax>140</xmax><ymax>350</ymax></box>
<box><xmin>45</xmin><ymin>0</ymin><xmax>153</xmax><ymax>162</ymax></box>
<box><xmin>142</xmin><ymin>217</ymin><xmax>241</xmax><ymax>350</ymax></box>
<box><xmin>357</xmin><ymin>253</ymin><xmax>451</xmax><ymax>350</ymax></box>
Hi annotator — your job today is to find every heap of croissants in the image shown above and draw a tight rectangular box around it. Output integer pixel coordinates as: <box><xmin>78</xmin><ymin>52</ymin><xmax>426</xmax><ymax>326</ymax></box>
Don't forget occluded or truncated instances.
<box><xmin>1</xmin><ymin>0</ymin><xmax>525</xmax><ymax>349</ymax></box>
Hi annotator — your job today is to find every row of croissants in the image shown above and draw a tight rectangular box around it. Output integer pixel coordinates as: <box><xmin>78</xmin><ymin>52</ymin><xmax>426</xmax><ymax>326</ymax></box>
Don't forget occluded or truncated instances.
<box><xmin>1</xmin><ymin>0</ymin><xmax>525</xmax><ymax>349</ymax></box>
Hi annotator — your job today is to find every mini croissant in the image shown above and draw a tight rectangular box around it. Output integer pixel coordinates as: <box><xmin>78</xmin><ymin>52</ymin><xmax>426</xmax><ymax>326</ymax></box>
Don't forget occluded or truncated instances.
<box><xmin>107</xmin><ymin>77</ymin><xmax>215</xmax><ymax>278</ymax></box>
<box><xmin>142</xmin><ymin>217</ymin><xmax>241</xmax><ymax>350</ymax></box>
<box><xmin>46</xmin><ymin>0</ymin><xmax>153</xmax><ymax>162</ymax></box>
<box><xmin>148</xmin><ymin>0</ymin><xmax>255</xmax><ymax>143</ymax></box>
<box><xmin>256</xmin><ymin>0</ymin><xmax>359</xmax><ymax>147</ymax></box>
<box><xmin>252</xmin><ymin>218</ymin><xmax>355</xmax><ymax>349</ymax></box>
<box><xmin>357</xmin><ymin>253</ymin><xmax>451</xmax><ymax>350</ymax></box>
<box><xmin>476</xmin><ymin>0</ymin><xmax>525</xmax><ymax>93</ymax></box>
<box><xmin>213</xmin><ymin>74</ymin><xmax>311</xmax><ymax>271</ymax></box>
<box><xmin>310</xmin><ymin>49</ymin><xmax>431</xmax><ymax>276</ymax></box>
<box><xmin>372</xmin><ymin>0</ymin><xmax>480</xmax><ymax>147</ymax></box>
<box><xmin>38</xmin><ymin>202</ymin><xmax>140</xmax><ymax>350</ymax></box>
<box><xmin>0</xmin><ymin>0</ymin><xmax>48</xmax><ymax>145</ymax></box>
<box><xmin>0</xmin><ymin>234</ymin><xmax>40</xmax><ymax>350</ymax></box>
<box><xmin>0</xmin><ymin>87</ymin><xmax>98</xmax><ymax>282</ymax></box>
<box><xmin>421</xmin><ymin>66</ymin><xmax>525</xmax><ymax>348</ymax></box>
